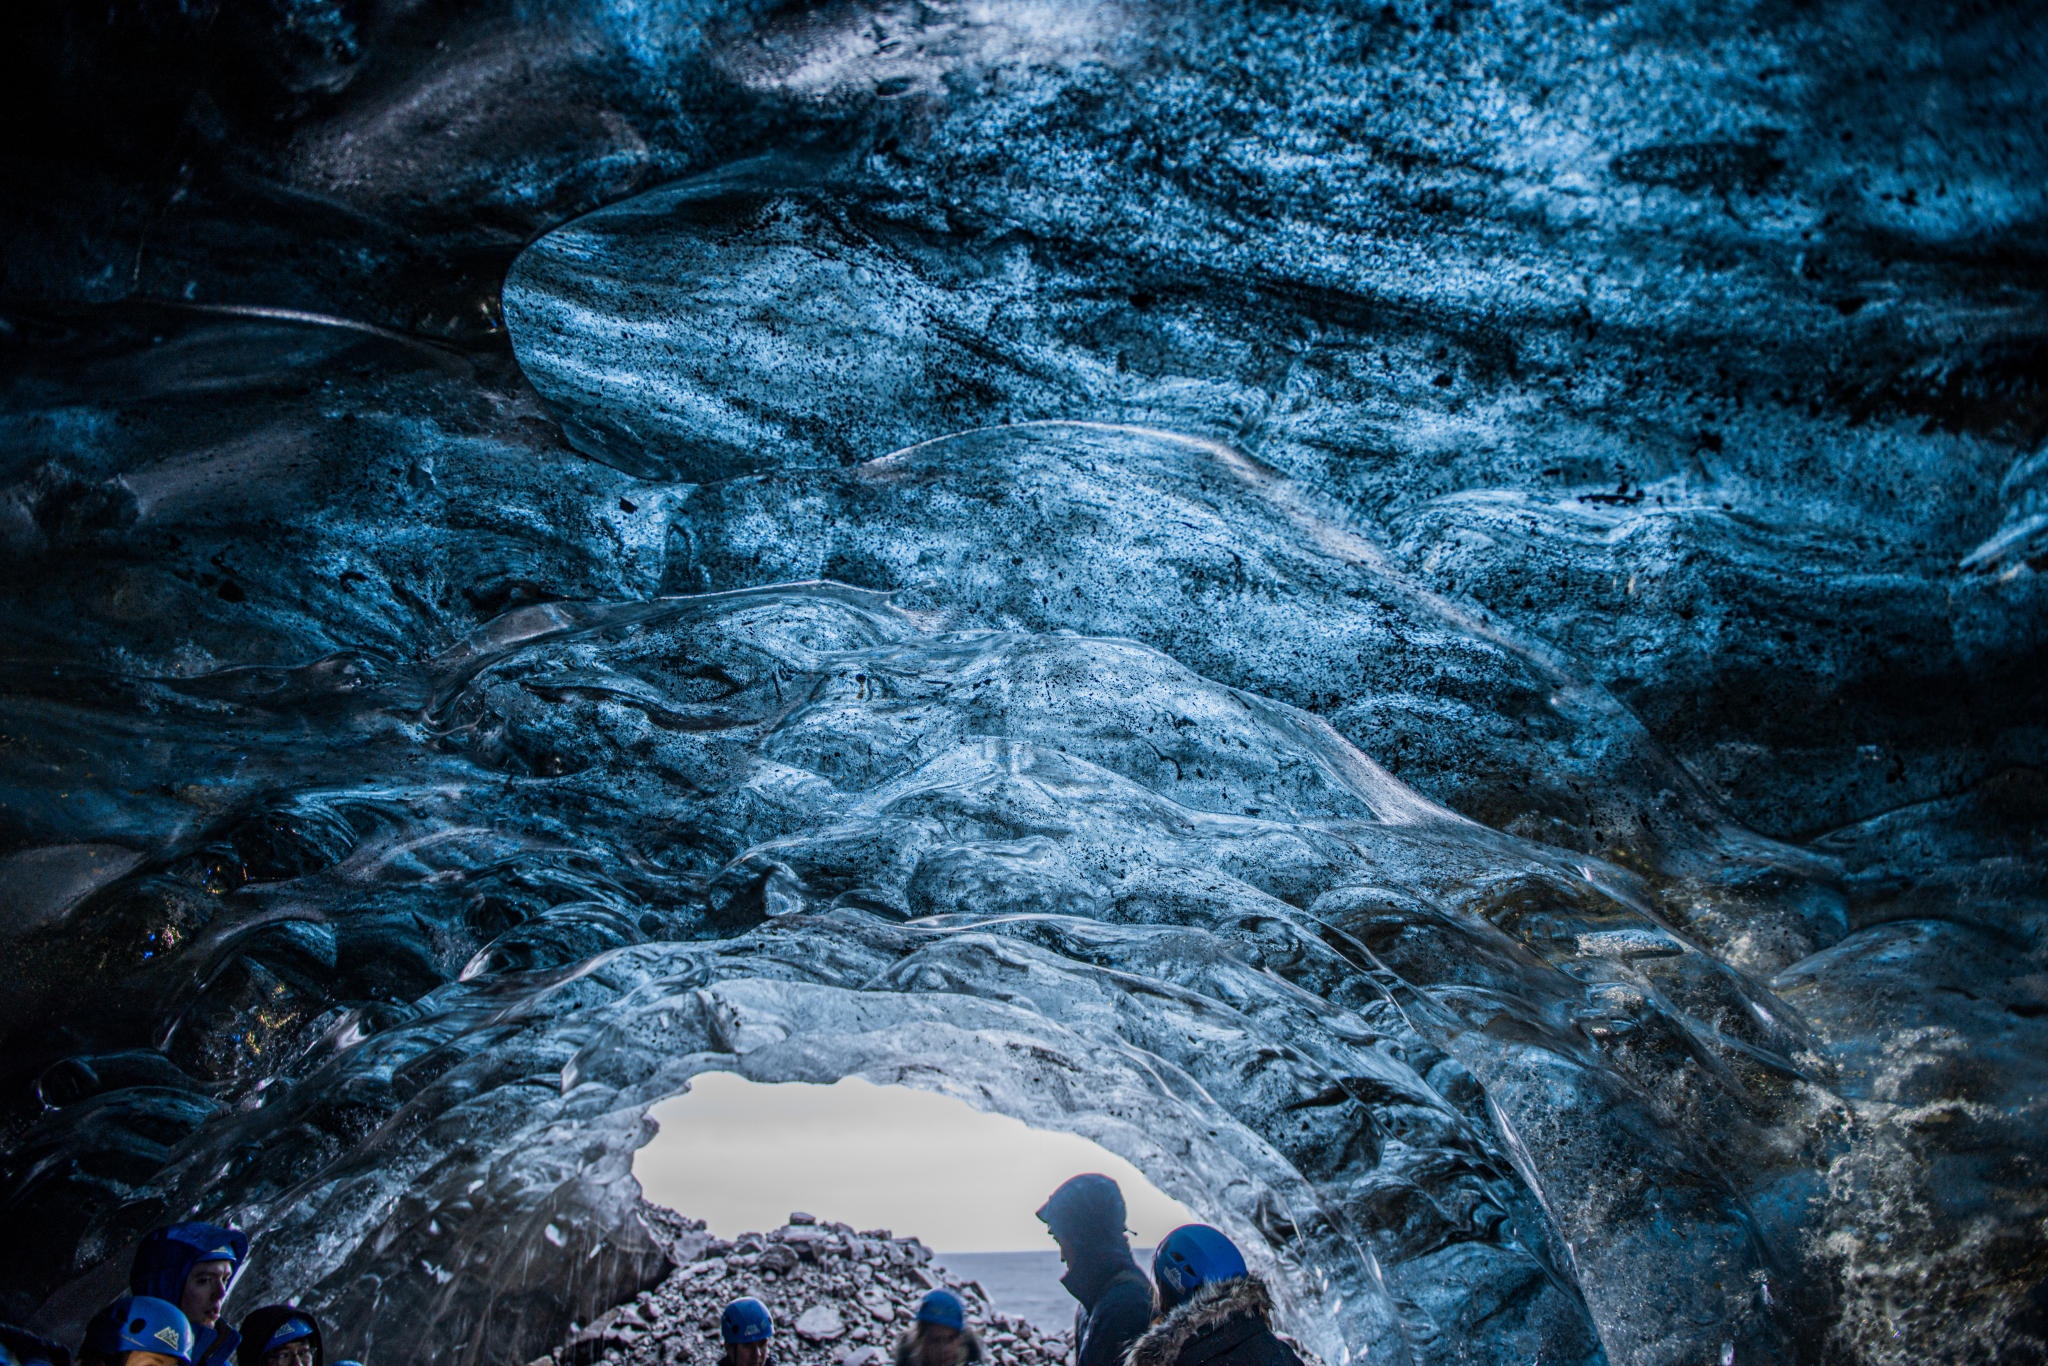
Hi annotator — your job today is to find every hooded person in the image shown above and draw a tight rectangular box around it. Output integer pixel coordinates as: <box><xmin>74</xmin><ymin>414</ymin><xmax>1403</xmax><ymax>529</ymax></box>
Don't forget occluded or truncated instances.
<box><xmin>1</xmin><ymin>1324</ymin><xmax>71</xmax><ymax>1366</ymax></box>
<box><xmin>1125</xmin><ymin>1226</ymin><xmax>1303</xmax><ymax>1366</ymax></box>
<box><xmin>716</xmin><ymin>1299</ymin><xmax>774</xmax><ymax>1366</ymax></box>
<box><xmin>893</xmin><ymin>1291</ymin><xmax>983</xmax><ymax>1366</ymax></box>
<box><xmin>77</xmin><ymin>1297</ymin><xmax>194</xmax><ymax>1366</ymax></box>
<box><xmin>233</xmin><ymin>1310</ymin><xmax>320</xmax><ymax>1366</ymax></box>
<box><xmin>1036</xmin><ymin>1176</ymin><xmax>1153</xmax><ymax>1366</ymax></box>
<box><xmin>128</xmin><ymin>1224</ymin><xmax>249</xmax><ymax>1366</ymax></box>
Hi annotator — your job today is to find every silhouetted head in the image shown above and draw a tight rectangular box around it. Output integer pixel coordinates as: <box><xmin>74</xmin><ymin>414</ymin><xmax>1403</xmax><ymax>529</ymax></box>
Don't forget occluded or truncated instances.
<box><xmin>1036</xmin><ymin>1174</ymin><xmax>1127</xmax><ymax>1259</ymax></box>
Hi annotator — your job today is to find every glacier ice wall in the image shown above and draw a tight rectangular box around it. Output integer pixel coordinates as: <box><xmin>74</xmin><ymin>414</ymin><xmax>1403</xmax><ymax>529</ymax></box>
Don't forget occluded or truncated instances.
<box><xmin>1</xmin><ymin>2</ymin><xmax>2044</xmax><ymax>1366</ymax></box>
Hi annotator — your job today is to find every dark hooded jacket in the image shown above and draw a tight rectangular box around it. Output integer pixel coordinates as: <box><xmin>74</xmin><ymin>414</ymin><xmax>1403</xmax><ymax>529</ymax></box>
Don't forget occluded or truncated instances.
<box><xmin>235</xmin><ymin>1308</ymin><xmax>322</xmax><ymax>1366</ymax></box>
<box><xmin>1040</xmin><ymin>1177</ymin><xmax>1152</xmax><ymax>1366</ymax></box>
<box><xmin>129</xmin><ymin>1224</ymin><xmax>249</xmax><ymax>1366</ymax></box>
<box><xmin>1063</xmin><ymin>1248</ymin><xmax>1153</xmax><ymax>1366</ymax></box>
<box><xmin>893</xmin><ymin>1323</ymin><xmax>984</xmax><ymax>1366</ymax></box>
<box><xmin>1122</xmin><ymin>1276</ymin><xmax>1303</xmax><ymax>1366</ymax></box>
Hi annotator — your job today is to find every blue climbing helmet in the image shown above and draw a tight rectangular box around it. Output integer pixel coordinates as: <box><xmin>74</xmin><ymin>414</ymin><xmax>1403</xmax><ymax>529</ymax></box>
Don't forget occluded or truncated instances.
<box><xmin>259</xmin><ymin>1318</ymin><xmax>314</xmax><ymax>1355</ymax></box>
<box><xmin>915</xmin><ymin>1291</ymin><xmax>966</xmax><ymax>1332</ymax></box>
<box><xmin>720</xmin><ymin>1299</ymin><xmax>774</xmax><ymax>1345</ymax></box>
<box><xmin>83</xmin><ymin>1296</ymin><xmax>195</xmax><ymax>1363</ymax></box>
<box><xmin>129</xmin><ymin>1224</ymin><xmax>250</xmax><ymax>1304</ymax></box>
<box><xmin>1153</xmin><ymin>1225</ymin><xmax>1248</xmax><ymax>1309</ymax></box>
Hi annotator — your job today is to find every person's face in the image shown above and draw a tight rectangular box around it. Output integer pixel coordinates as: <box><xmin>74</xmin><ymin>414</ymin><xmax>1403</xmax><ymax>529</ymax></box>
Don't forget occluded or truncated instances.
<box><xmin>730</xmin><ymin>1340</ymin><xmax>769</xmax><ymax>1366</ymax></box>
<box><xmin>263</xmin><ymin>1342</ymin><xmax>315</xmax><ymax>1366</ymax></box>
<box><xmin>916</xmin><ymin>1327</ymin><xmax>962</xmax><ymax>1366</ymax></box>
<box><xmin>123</xmin><ymin>1354</ymin><xmax>183</xmax><ymax>1366</ymax></box>
<box><xmin>180</xmin><ymin>1260</ymin><xmax>234</xmax><ymax>1328</ymax></box>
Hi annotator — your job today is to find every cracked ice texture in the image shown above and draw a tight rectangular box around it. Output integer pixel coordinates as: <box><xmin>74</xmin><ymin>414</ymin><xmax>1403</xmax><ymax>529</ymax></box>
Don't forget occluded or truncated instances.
<box><xmin>1</xmin><ymin>1</ymin><xmax>2045</xmax><ymax>1365</ymax></box>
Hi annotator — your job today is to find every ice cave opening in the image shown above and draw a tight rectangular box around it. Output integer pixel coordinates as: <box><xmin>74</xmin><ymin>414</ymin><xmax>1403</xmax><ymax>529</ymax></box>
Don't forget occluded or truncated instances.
<box><xmin>631</xmin><ymin>1072</ymin><xmax>1195</xmax><ymax>1253</ymax></box>
<box><xmin>628</xmin><ymin>1071</ymin><xmax>1199</xmax><ymax>1331</ymax></box>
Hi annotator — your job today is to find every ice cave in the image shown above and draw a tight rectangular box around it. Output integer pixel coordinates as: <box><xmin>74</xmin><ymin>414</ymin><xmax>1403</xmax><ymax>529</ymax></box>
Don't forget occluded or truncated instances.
<box><xmin>0</xmin><ymin>1</ymin><xmax>2042</xmax><ymax>1364</ymax></box>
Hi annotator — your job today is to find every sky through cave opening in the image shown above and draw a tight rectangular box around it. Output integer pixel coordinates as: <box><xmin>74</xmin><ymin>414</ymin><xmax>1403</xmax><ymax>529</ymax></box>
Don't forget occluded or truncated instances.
<box><xmin>633</xmin><ymin>1072</ymin><xmax>1197</xmax><ymax>1254</ymax></box>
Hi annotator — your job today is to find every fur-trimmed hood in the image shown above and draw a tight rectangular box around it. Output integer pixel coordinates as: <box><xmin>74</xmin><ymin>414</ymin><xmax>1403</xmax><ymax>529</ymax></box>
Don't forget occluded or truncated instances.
<box><xmin>1124</xmin><ymin>1276</ymin><xmax>1275</xmax><ymax>1366</ymax></box>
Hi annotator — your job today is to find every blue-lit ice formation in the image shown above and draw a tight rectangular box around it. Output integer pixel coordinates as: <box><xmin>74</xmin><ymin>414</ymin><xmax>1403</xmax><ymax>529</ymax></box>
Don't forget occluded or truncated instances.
<box><xmin>1</xmin><ymin>1</ymin><xmax>2043</xmax><ymax>1365</ymax></box>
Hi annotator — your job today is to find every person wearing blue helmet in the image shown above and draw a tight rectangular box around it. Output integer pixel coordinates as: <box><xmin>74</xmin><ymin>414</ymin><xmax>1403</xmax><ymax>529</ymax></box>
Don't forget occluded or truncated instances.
<box><xmin>233</xmin><ymin>1307</ymin><xmax>320</xmax><ymax>1366</ymax></box>
<box><xmin>0</xmin><ymin>1323</ymin><xmax>71</xmax><ymax>1366</ymax></box>
<box><xmin>1036</xmin><ymin>1175</ymin><xmax>1153</xmax><ymax>1366</ymax></box>
<box><xmin>893</xmin><ymin>1290</ymin><xmax>983</xmax><ymax>1366</ymax></box>
<box><xmin>1126</xmin><ymin>1226</ymin><xmax>1302</xmax><ymax>1366</ymax></box>
<box><xmin>717</xmin><ymin>1298</ymin><xmax>774</xmax><ymax>1366</ymax></box>
<box><xmin>129</xmin><ymin>1224</ymin><xmax>249</xmax><ymax>1366</ymax></box>
<box><xmin>78</xmin><ymin>1296</ymin><xmax>194</xmax><ymax>1366</ymax></box>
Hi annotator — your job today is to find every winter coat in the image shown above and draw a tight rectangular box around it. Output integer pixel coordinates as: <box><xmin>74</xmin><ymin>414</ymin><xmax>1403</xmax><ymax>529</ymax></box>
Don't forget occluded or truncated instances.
<box><xmin>235</xmin><ymin>1307</ymin><xmax>323</xmax><ymax>1366</ymax></box>
<box><xmin>189</xmin><ymin>1327</ymin><xmax>240</xmax><ymax>1366</ymax></box>
<box><xmin>1063</xmin><ymin>1250</ymin><xmax>1153</xmax><ymax>1366</ymax></box>
<box><xmin>1122</xmin><ymin>1276</ymin><xmax>1303</xmax><ymax>1366</ymax></box>
<box><xmin>893</xmin><ymin>1324</ymin><xmax>984</xmax><ymax>1366</ymax></box>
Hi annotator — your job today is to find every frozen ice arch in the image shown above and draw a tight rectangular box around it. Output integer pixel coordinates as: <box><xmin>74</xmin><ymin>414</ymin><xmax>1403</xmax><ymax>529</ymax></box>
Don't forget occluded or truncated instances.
<box><xmin>5</xmin><ymin>433</ymin><xmax>1896</xmax><ymax>1366</ymax></box>
<box><xmin>173</xmin><ymin>913</ymin><xmax>1455</xmax><ymax>1366</ymax></box>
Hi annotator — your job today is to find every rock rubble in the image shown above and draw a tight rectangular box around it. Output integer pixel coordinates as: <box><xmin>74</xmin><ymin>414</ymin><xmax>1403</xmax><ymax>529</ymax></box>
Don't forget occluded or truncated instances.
<box><xmin>544</xmin><ymin>1212</ymin><xmax>1073</xmax><ymax>1366</ymax></box>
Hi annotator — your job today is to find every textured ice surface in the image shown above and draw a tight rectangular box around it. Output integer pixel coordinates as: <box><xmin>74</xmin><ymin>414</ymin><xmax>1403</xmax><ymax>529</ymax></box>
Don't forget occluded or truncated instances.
<box><xmin>2</xmin><ymin>1</ymin><xmax>2045</xmax><ymax>1366</ymax></box>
